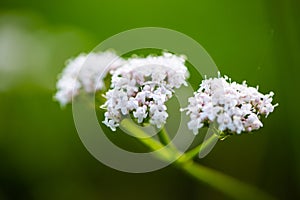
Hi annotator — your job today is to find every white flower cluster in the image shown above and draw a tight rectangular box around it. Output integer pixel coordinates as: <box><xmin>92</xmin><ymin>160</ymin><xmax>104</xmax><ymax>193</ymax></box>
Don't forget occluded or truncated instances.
<box><xmin>182</xmin><ymin>74</ymin><xmax>277</xmax><ymax>135</ymax></box>
<box><xmin>54</xmin><ymin>51</ymin><xmax>124</xmax><ymax>106</ymax></box>
<box><xmin>102</xmin><ymin>53</ymin><xmax>189</xmax><ymax>131</ymax></box>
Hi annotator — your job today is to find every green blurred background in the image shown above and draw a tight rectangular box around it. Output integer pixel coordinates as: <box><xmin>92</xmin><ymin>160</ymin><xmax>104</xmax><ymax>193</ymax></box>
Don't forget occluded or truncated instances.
<box><xmin>0</xmin><ymin>0</ymin><xmax>299</xmax><ymax>199</ymax></box>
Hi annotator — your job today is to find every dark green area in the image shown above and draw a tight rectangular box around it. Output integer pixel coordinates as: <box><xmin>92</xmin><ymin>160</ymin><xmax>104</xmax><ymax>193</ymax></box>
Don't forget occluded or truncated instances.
<box><xmin>0</xmin><ymin>0</ymin><xmax>299</xmax><ymax>199</ymax></box>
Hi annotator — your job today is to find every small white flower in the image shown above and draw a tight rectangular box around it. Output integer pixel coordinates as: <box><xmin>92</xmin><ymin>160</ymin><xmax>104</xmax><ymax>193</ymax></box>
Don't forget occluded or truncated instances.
<box><xmin>133</xmin><ymin>105</ymin><xmax>148</xmax><ymax>123</ymax></box>
<box><xmin>54</xmin><ymin>51</ymin><xmax>124</xmax><ymax>106</ymax></box>
<box><xmin>102</xmin><ymin>52</ymin><xmax>189</xmax><ymax>131</ymax></box>
<box><xmin>182</xmin><ymin>73</ymin><xmax>278</xmax><ymax>135</ymax></box>
<box><xmin>187</xmin><ymin>118</ymin><xmax>203</xmax><ymax>134</ymax></box>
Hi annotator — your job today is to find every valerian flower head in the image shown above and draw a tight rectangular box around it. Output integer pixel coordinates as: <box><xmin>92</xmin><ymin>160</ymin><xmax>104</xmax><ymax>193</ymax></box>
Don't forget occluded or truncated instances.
<box><xmin>54</xmin><ymin>51</ymin><xmax>124</xmax><ymax>106</ymax></box>
<box><xmin>181</xmin><ymin>73</ymin><xmax>278</xmax><ymax>136</ymax></box>
<box><xmin>101</xmin><ymin>52</ymin><xmax>189</xmax><ymax>131</ymax></box>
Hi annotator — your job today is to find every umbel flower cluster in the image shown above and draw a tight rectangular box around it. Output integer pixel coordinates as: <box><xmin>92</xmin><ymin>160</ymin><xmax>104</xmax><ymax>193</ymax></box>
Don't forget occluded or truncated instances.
<box><xmin>55</xmin><ymin>50</ymin><xmax>277</xmax><ymax>136</ymax></box>
<box><xmin>101</xmin><ymin>53</ymin><xmax>189</xmax><ymax>131</ymax></box>
<box><xmin>54</xmin><ymin>51</ymin><xmax>124</xmax><ymax>106</ymax></box>
<box><xmin>181</xmin><ymin>74</ymin><xmax>278</xmax><ymax>136</ymax></box>
<box><xmin>54</xmin><ymin>50</ymin><xmax>278</xmax><ymax>200</ymax></box>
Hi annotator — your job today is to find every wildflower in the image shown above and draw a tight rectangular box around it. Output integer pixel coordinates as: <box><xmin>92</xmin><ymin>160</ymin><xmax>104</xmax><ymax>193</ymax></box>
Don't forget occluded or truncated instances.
<box><xmin>102</xmin><ymin>52</ymin><xmax>189</xmax><ymax>131</ymax></box>
<box><xmin>182</xmin><ymin>73</ymin><xmax>278</xmax><ymax>136</ymax></box>
<box><xmin>54</xmin><ymin>51</ymin><xmax>124</xmax><ymax>106</ymax></box>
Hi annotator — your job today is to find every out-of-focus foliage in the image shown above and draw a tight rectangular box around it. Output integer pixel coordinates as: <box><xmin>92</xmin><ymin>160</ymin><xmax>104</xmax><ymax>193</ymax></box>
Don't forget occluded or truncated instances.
<box><xmin>0</xmin><ymin>0</ymin><xmax>299</xmax><ymax>199</ymax></box>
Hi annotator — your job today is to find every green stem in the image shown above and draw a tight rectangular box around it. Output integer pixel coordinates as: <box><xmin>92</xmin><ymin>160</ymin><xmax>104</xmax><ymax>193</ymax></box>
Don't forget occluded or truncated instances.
<box><xmin>179</xmin><ymin>161</ymin><xmax>275</xmax><ymax>200</ymax></box>
<box><xmin>157</xmin><ymin>127</ymin><xmax>172</xmax><ymax>145</ymax></box>
<box><xmin>120</xmin><ymin>119</ymin><xmax>275</xmax><ymax>200</ymax></box>
<box><xmin>180</xmin><ymin>132</ymin><xmax>218</xmax><ymax>162</ymax></box>
<box><xmin>120</xmin><ymin>119</ymin><xmax>164</xmax><ymax>151</ymax></box>
<box><xmin>120</xmin><ymin>119</ymin><xmax>176</xmax><ymax>161</ymax></box>
<box><xmin>157</xmin><ymin>127</ymin><xmax>178</xmax><ymax>151</ymax></box>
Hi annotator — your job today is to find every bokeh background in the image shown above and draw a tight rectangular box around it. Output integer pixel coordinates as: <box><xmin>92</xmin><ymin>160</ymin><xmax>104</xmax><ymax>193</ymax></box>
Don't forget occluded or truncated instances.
<box><xmin>0</xmin><ymin>0</ymin><xmax>299</xmax><ymax>199</ymax></box>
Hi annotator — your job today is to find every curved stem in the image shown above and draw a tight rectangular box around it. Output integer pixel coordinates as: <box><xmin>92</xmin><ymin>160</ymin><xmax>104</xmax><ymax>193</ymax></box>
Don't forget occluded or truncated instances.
<box><xmin>179</xmin><ymin>161</ymin><xmax>275</xmax><ymax>200</ymax></box>
<box><xmin>120</xmin><ymin>119</ymin><xmax>176</xmax><ymax>161</ymax></box>
<box><xmin>120</xmin><ymin>119</ymin><xmax>275</xmax><ymax>200</ymax></box>
<box><xmin>120</xmin><ymin>119</ymin><xmax>164</xmax><ymax>151</ymax></box>
<box><xmin>180</xmin><ymin>132</ymin><xmax>218</xmax><ymax>162</ymax></box>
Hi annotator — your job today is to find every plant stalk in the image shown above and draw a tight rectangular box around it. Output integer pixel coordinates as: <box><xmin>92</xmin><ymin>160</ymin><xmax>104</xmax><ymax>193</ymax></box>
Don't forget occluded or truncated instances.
<box><xmin>120</xmin><ymin>118</ymin><xmax>275</xmax><ymax>200</ymax></box>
